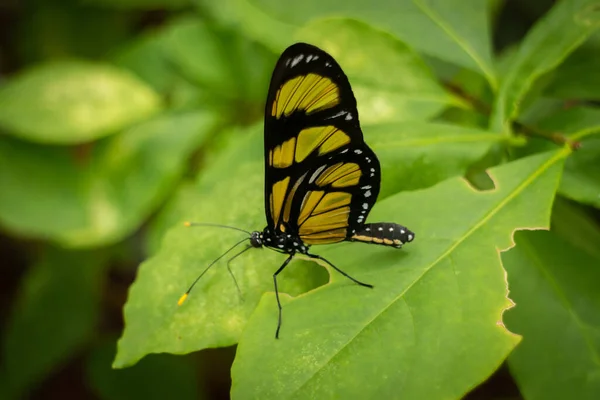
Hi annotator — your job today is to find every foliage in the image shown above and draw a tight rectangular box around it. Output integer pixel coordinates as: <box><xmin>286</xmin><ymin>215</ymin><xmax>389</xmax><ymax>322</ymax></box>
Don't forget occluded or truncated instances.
<box><xmin>1</xmin><ymin>0</ymin><xmax>599</xmax><ymax>399</ymax></box>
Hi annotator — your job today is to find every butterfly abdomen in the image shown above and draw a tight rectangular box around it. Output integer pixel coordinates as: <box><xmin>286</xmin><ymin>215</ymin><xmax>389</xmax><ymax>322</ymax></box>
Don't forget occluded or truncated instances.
<box><xmin>350</xmin><ymin>223</ymin><xmax>414</xmax><ymax>248</ymax></box>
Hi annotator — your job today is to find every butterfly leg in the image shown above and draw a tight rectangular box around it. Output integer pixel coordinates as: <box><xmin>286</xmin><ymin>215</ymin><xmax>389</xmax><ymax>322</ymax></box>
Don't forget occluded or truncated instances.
<box><xmin>306</xmin><ymin>253</ymin><xmax>373</xmax><ymax>288</ymax></box>
<box><xmin>226</xmin><ymin>245</ymin><xmax>253</xmax><ymax>301</ymax></box>
<box><xmin>273</xmin><ymin>253</ymin><xmax>294</xmax><ymax>339</ymax></box>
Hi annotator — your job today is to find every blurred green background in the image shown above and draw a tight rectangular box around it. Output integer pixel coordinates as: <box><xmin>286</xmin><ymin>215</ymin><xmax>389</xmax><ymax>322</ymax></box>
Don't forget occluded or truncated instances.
<box><xmin>1</xmin><ymin>0</ymin><xmax>599</xmax><ymax>399</ymax></box>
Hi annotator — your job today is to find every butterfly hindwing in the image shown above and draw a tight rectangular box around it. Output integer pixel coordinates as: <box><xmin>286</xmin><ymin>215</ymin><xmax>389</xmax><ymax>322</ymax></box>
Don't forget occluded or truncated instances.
<box><xmin>264</xmin><ymin>43</ymin><xmax>381</xmax><ymax>244</ymax></box>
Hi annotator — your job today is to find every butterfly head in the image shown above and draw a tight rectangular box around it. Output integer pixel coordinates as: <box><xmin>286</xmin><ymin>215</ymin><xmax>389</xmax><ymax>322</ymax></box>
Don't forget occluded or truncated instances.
<box><xmin>249</xmin><ymin>231</ymin><xmax>264</xmax><ymax>248</ymax></box>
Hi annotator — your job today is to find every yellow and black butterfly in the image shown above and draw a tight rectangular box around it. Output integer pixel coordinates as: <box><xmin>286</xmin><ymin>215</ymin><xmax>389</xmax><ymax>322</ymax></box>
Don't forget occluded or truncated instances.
<box><xmin>179</xmin><ymin>43</ymin><xmax>414</xmax><ymax>338</ymax></box>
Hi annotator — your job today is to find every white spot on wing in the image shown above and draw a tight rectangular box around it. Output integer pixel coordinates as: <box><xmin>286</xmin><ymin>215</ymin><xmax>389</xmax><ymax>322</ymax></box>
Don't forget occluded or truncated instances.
<box><xmin>389</xmin><ymin>227</ymin><xmax>394</xmax><ymax>232</ymax></box>
<box><xmin>378</xmin><ymin>227</ymin><xmax>383</xmax><ymax>231</ymax></box>
<box><xmin>326</xmin><ymin>110</ymin><xmax>346</xmax><ymax>119</ymax></box>
<box><xmin>354</xmin><ymin>149</ymin><xmax>362</xmax><ymax>154</ymax></box>
<box><xmin>364</xmin><ymin>190</ymin><xmax>371</xmax><ymax>197</ymax></box>
<box><xmin>291</xmin><ymin>54</ymin><xmax>304</xmax><ymax>67</ymax></box>
<box><xmin>362</xmin><ymin>203</ymin><xmax>369</xmax><ymax>209</ymax></box>
<box><xmin>345</xmin><ymin>113</ymin><xmax>353</xmax><ymax>120</ymax></box>
<box><xmin>408</xmin><ymin>234</ymin><xmax>413</xmax><ymax>241</ymax></box>
<box><xmin>309</xmin><ymin>165</ymin><xmax>327</xmax><ymax>184</ymax></box>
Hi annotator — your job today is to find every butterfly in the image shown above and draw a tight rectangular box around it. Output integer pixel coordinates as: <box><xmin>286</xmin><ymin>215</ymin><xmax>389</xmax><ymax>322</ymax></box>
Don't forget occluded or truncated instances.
<box><xmin>179</xmin><ymin>43</ymin><xmax>415</xmax><ymax>338</ymax></box>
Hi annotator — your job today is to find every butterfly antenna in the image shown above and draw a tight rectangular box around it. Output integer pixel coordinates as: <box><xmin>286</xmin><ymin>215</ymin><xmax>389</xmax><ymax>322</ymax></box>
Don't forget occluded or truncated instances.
<box><xmin>177</xmin><ymin>237</ymin><xmax>249</xmax><ymax>306</ymax></box>
<box><xmin>184</xmin><ymin>221</ymin><xmax>251</xmax><ymax>236</ymax></box>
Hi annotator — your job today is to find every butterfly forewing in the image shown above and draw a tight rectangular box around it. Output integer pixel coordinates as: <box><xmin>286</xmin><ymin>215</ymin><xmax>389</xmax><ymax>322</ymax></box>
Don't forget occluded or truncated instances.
<box><xmin>264</xmin><ymin>43</ymin><xmax>381</xmax><ymax>244</ymax></box>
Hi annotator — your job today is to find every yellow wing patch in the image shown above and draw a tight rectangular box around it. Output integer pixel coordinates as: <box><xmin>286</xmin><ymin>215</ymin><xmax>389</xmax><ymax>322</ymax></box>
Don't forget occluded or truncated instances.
<box><xmin>297</xmin><ymin>190</ymin><xmax>352</xmax><ymax>244</ymax></box>
<box><xmin>298</xmin><ymin>190</ymin><xmax>324</xmax><ymax>226</ymax></box>
<box><xmin>300</xmin><ymin>228</ymin><xmax>347</xmax><ymax>244</ymax></box>
<box><xmin>272</xmin><ymin>73</ymin><xmax>340</xmax><ymax>118</ymax></box>
<box><xmin>295</xmin><ymin>126</ymin><xmax>350</xmax><ymax>162</ymax></box>
<box><xmin>270</xmin><ymin>137</ymin><xmax>296</xmax><ymax>169</ymax></box>
<box><xmin>270</xmin><ymin>177</ymin><xmax>290</xmax><ymax>226</ymax></box>
<box><xmin>315</xmin><ymin>162</ymin><xmax>361</xmax><ymax>188</ymax></box>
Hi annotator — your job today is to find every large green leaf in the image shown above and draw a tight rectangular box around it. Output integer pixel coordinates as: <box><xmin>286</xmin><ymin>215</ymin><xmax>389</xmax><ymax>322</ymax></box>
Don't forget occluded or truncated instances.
<box><xmin>249</xmin><ymin>0</ymin><xmax>497</xmax><ymax>86</ymax></box>
<box><xmin>504</xmin><ymin>230</ymin><xmax>600</xmax><ymax>400</ymax></box>
<box><xmin>0</xmin><ymin>61</ymin><xmax>161</xmax><ymax>144</ymax></box>
<box><xmin>0</xmin><ymin>111</ymin><xmax>220</xmax><ymax>247</ymax></box>
<box><xmin>490</xmin><ymin>0</ymin><xmax>600</xmax><ymax>132</ymax></box>
<box><xmin>231</xmin><ymin>149</ymin><xmax>567</xmax><ymax>399</ymax></box>
<box><xmin>1</xmin><ymin>248</ymin><xmax>104</xmax><ymax>399</ymax></box>
<box><xmin>117</xmin><ymin>118</ymin><xmax>503</xmax><ymax>368</ymax></box>
<box><xmin>295</xmin><ymin>19</ymin><xmax>463</xmax><ymax>124</ymax></box>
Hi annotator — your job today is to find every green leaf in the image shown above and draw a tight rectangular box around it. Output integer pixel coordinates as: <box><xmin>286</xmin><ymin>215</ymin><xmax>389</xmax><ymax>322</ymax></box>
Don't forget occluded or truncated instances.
<box><xmin>0</xmin><ymin>111</ymin><xmax>220</xmax><ymax>247</ymax></box>
<box><xmin>295</xmin><ymin>19</ymin><xmax>462</xmax><ymax>124</ymax></box>
<box><xmin>0</xmin><ymin>61</ymin><xmax>161</xmax><ymax>144</ymax></box>
<box><xmin>87</xmin><ymin>341</ymin><xmax>202</xmax><ymax>400</ymax></box>
<box><xmin>111</xmin><ymin>31</ymin><xmax>177</xmax><ymax>94</ymax></box>
<box><xmin>198</xmin><ymin>0</ymin><xmax>298</xmax><ymax>52</ymax></box>
<box><xmin>1</xmin><ymin>248</ymin><xmax>104</xmax><ymax>398</ymax></box>
<box><xmin>490</xmin><ymin>0</ymin><xmax>600</xmax><ymax>132</ymax></box>
<box><xmin>160</xmin><ymin>17</ymin><xmax>277</xmax><ymax>105</ymax></box>
<box><xmin>368</xmin><ymin>121</ymin><xmax>504</xmax><ymax>197</ymax></box>
<box><xmin>552</xmin><ymin>196</ymin><xmax>600</xmax><ymax>261</ymax></box>
<box><xmin>504</xmin><ymin>230</ymin><xmax>600</xmax><ymax>400</ymax></box>
<box><xmin>544</xmin><ymin>33</ymin><xmax>600</xmax><ymax>100</ymax></box>
<box><xmin>231</xmin><ymin>149</ymin><xmax>567</xmax><ymax>399</ymax></box>
<box><xmin>538</xmin><ymin>106</ymin><xmax>600</xmax><ymax>208</ymax></box>
<box><xmin>249</xmin><ymin>0</ymin><xmax>497</xmax><ymax>86</ymax></box>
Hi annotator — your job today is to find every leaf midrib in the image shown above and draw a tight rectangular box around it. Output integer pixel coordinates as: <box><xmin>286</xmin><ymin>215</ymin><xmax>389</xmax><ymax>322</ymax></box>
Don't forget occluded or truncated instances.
<box><xmin>292</xmin><ymin>149</ymin><xmax>568</xmax><ymax>396</ymax></box>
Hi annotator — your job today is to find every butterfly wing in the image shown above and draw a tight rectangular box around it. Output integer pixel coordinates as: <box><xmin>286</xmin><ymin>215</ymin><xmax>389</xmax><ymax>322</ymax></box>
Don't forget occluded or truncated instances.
<box><xmin>264</xmin><ymin>43</ymin><xmax>381</xmax><ymax>244</ymax></box>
